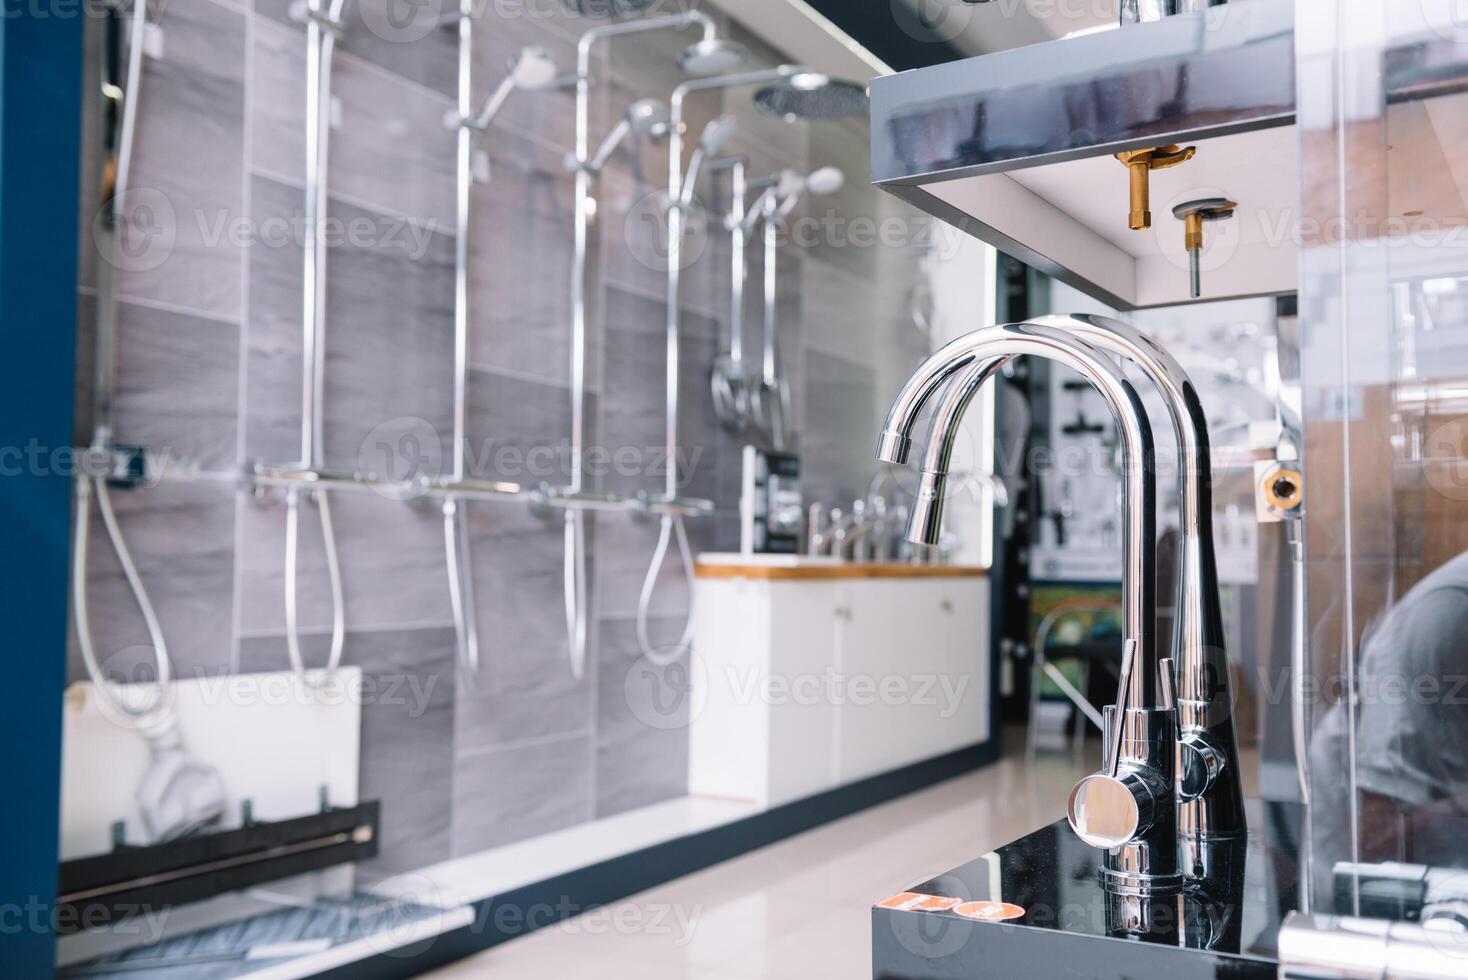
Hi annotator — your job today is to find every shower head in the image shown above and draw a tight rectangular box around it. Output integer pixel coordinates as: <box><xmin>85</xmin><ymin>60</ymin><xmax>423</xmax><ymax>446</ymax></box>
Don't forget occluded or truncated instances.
<box><xmin>510</xmin><ymin>46</ymin><xmax>559</xmax><ymax>91</ymax></box>
<box><xmin>587</xmin><ymin>98</ymin><xmax>670</xmax><ymax>172</ymax></box>
<box><xmin>804</xmin><ymin>165</ymin><xmax>845</xmax><ymax>196</ymax></box>
<box><xmin>699</xmin><ymin>114</ymin><xmax>738</xmax><ymax>155</ymax></box>
<box><xmin>678</xmin><ymin>37</ymin><xmax>751</xmax><ymax>76</ymax></box>
<box><xmin>754</xmin><ymin>72</ymin><xmax>869</xmax><ymax>121</ymax></box>
<box><xmin>678</xmin><ymin>115</ymin><xmax>738</xmax><ymax>206</ymax></box>
<box><xmin>468</xmin><ymin>47</ymin><xmax>561</xmax><ymax>132</ymax></box>
<box><xmin>626</xmin><ymin>97</ymin><xmax>671</xmax><ymax>138</ymax></box>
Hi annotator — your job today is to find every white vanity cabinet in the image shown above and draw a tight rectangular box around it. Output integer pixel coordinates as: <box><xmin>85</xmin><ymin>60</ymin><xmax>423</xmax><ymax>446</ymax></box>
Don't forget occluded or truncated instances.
<box><xmin>688</xmin><ymin>558</ymin><xmax>990</xmax><ymax>808</ymax></box>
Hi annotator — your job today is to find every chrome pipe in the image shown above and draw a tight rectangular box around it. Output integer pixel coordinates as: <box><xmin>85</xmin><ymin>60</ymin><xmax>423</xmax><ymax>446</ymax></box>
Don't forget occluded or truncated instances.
<box><xmin>709</xmin><ymin>157</ymin><xmax>751</xmax><ymax>432</ymax></box>
<box><xmin>666</xmin><ymin>66</ymin><xmax>802</xmax><ymax>493</ymax></box>
<box><xmin>286</xmin><ymin>0</ymin><xmax>347</xmax><ymax>683</ymax></box>
<box><xmin>880</xmin><ymin>321</ymin><xmax>1179</xmax><ymax>892</ymax></box>
<box><xmin>446</xmin><ymin>0</ymin><xmax>479</xmax><ymax>685</ymax></box>
<box><xmin>564</xmin><ymin>13</ymin><xmax>713</xmax><ymax>678</ymax></box>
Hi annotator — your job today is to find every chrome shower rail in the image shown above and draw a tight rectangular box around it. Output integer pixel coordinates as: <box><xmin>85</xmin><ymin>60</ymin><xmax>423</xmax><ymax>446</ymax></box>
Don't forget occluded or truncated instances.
<box><xmin>633</xmin><ymin>65</ymin><xmax>805</xmax><ymax>670</ymax></box>
<box><xmin>283</xmin><ymin>0</ymin><xmax>350</xmax><ymax>685</ymax></box>
<box><xmin>249</xmin><ymin>463</ymin><xmax>713</xmax><ymax>516</ymax></box>
<box><xmin>554</xmin><ymin>10</ymin><xmax>731</xmax><ymax>680</ymax></box>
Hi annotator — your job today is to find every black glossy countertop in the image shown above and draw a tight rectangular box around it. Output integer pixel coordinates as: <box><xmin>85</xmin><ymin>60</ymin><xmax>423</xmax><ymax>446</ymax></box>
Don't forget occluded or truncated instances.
<box><xmin>873</xmin><ymin>798</ymin><xmax>1302</xmax><ymax>979</ymax></box>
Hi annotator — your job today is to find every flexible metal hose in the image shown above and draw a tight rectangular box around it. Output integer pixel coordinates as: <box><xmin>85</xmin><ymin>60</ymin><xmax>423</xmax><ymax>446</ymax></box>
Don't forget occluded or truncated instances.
<box><xmin>284</xmin><ymin>487</ymin><xmax>345</xmax><ymax>681</ymax></box>
<box><xmin>443</xmin><ymin>499</ymin><xmax>480</xmax><ymax>687</ymax></box>
<box><xmin>564</xmin><ymin>509</ymin><xmax>588</xmax><ymax>677</ymax></box>
<box><xmin>635</xmin><ymin>514</ymin><xmax>696</xmax><ymax>667</ymax></box>
<box><xmin>73</xmin><ymin>475</ymin><xmax>172</xmax><ymax>721</ymax></box>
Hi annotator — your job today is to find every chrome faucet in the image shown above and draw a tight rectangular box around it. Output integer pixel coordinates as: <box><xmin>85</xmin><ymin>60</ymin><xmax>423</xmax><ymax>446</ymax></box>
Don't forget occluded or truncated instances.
<box><xmin>1037</xmin><ymin>314</ymin><xmax>1245</xmax><ymax>846</ymax></box>
<box><xmin>878</xmin><ymin>320</ymin><xmax>1183</xmax><ymax>894</ymax></box>
<box><xmin>921</xmin><ymin>314</ymin><xmax>1246</xmax><ymax>846</ymax></box>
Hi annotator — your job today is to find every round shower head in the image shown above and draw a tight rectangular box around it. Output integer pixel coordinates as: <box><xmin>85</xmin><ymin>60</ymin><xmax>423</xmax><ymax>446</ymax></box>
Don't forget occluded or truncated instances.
<box><xmin>754</xmin><ymin>72</ymin><xmax>869</xmax><ymax>121</ymax></box>
<box><xmin>698</xmin><ymin>115</ymin><xmax>738</xmax><ymax>154</ymax></box>
<box><xmin>678</xmin><ymin>37</ymin><xmax>751</xmax><ymax>76</ymax></box>
<box><xmin>626</xmin><ymin>98</ymin><xmax>670</xmax><ymax>138</ymax></box>
<box><xmin>511</xmin><ymin>47</ymin><xmax>559</xmax><ymax>91</ymax></box>
<box><xmin>804</xmin><ymin>165</ymin><xmax>845</xmax><ymax>196</ymax></box>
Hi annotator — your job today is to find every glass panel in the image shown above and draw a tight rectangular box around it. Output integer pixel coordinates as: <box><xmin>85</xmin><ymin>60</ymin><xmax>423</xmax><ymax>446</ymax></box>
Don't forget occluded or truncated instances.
<box><xmin>1298</xmin><ymin>0</ymin><xmax>1468</xmax><ymax>925</ymax></box>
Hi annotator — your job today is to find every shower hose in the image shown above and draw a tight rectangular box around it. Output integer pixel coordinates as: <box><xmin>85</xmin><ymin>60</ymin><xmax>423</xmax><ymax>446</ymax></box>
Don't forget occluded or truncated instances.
<box><xmin>73</xmin><ymin>474</ymin><xmax>172</xmax><ymax>722</ymax></box>
<box><xmin>635</xmin><ymin>512</ymin><xmax>696</xmax><ymax>668</ymax></box>
<box><xmin>564</xmin><ymin>508</ymin><xmax>588</xmax><ymax>678</ymax></box>
<box><xmin>283</xmin><ymin>486</ymin><xmax>346</xmax><ymax>684</ymax></box>
<box><xmin>443</xmin><ymin>498</ymin><xmax>481</xmax><ymax>686</ymax></box>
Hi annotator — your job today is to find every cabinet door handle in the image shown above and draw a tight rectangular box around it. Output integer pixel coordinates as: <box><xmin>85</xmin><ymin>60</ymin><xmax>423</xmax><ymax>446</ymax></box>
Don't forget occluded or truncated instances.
<box><xmin>940</xmin><ymin>599</ymin><xmax>955</xmax><ymax>615</ymax></box>
<box><xmin>834</xmin><ymin>605</ymin><xmax>853</xmax><ymax>621</ymax></box>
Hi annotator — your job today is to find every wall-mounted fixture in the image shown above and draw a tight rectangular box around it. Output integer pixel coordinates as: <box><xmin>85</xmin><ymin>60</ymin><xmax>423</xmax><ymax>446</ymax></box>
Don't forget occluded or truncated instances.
<box><xmin>869</xmin><ymin>2</ymin><xmax>1292</xmax><ymax>308</ymax></box>
<box><xmin>442</xmin><ymin>29</ymin><xmax>561</xmax><ymax>685</ymax></box>
<box><xmin>1115</xmin><ymin>145</ymin><xmax>1195</xmax><ymax>231</ymax></box>
<box><xmin>1172</xmin><ymin>197</ymin><xmax>1238</xmax><ymax>298</ymax></box>
<box><xmin>73</xmin><ymin>0</ymin><xmax>228</xmax><ymax>844</ymax></box>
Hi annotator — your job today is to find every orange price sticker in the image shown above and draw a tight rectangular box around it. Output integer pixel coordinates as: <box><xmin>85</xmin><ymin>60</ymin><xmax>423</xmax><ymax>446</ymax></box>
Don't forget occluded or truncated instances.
<box><xmin>876</xmin><ymin>892</ymin><xmax>964</xmax><ymax>912</ymax></box>
<box><xmin>953</xmin><ymin>901</ymin><xmax>1026</xmax><ymax>922</ymax></box>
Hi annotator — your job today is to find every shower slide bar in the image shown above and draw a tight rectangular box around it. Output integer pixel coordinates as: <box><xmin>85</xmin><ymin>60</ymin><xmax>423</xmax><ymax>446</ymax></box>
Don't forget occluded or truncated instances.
<box><xmin>278</xmin><ymin>0</ymin><xmax>351</xmax><ymax>687</ymax></box>
<box><xmin>249</xmin><ymin>464</ymin><xmax>714</xmax><ymax>516</ymax></box>
<box><xmin>548</xmin><ymin>9</ymin><xmax>745</xmax><ymax>681</ymax></box>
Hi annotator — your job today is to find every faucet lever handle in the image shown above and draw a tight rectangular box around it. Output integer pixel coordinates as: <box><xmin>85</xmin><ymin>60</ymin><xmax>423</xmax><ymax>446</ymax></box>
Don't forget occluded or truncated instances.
<box><xmin>1106</xmin><ymin>638</ymin><xmax>1136</xmax><ymax>777</ymax></box>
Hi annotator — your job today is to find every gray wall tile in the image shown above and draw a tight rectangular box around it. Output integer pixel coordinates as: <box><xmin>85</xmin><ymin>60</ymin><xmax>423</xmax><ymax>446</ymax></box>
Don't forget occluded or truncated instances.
<box><xmin>453</xmin><ymin>503</ymin><xmax>592</xmax><ymax>753</ymax></box>
<box><xmin>238</xmin><ymin>626</ymin><xmax>458</xmax><ymax>876</ymax></box>
<box><xmin>110</xmin><ymin>0</ymin><xmax>247</xmax><ymax>319</ymax></box>
<box><xmin>112</xmin><ymin>299</ymin><xmax>241</xmax><ymax>473</ymax></box>
<box><xmin>594</xmin><ymin>615</ymin><xmax>688</xmax><ymax>819</ymax></box>
<box><xmin>451</xmin><ymin>732</ymin><xmax>593</xmax><ymax>854</ymax></box>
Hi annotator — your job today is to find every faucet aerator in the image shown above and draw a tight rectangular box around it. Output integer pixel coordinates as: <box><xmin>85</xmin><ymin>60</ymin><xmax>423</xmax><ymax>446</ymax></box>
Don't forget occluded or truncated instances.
<box><xmin>874</xmin><ymin>430</ymin><xmax>912</xmax><ymax>465</ymax></box>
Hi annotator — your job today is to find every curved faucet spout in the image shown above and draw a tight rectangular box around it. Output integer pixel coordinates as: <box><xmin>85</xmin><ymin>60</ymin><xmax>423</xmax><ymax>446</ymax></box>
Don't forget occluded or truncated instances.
<box><xmin>1030</xmin><ymin>313</ymin><xmax>1244</xmax><ymax>842</ymax></box>
<box><xmin>879</xmin><ymin>319</ymin><xmax>1181</xmax><ymax>892</ymax></box>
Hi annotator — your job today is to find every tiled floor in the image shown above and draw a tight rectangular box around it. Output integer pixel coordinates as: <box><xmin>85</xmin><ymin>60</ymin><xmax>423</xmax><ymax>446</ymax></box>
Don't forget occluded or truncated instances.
<box><xmin>424</xmin><ymin>731</ymin><xmax>1098</xmax><ymax>979</ymax></box>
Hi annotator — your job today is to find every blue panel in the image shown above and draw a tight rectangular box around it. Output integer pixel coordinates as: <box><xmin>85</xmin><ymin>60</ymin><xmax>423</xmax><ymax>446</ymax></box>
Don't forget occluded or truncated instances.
<box><xmin>0</xmin><ymin>9</ymin><xmax>83</xmax><ymax>977</ymax></box>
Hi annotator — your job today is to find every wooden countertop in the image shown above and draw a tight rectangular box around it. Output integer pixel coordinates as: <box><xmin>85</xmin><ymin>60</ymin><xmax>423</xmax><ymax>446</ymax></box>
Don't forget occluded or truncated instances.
<box><xmin>694</xmin><ymin>561</ymin><xmax>989</xmax><ymax>581</ymax></box>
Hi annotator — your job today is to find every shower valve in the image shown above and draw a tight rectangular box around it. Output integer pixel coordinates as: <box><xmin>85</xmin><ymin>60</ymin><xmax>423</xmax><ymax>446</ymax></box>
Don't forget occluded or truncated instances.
<box><xmin>1116</xmin><ymin>145</ymin><xmax>1196</xmax><ymax>230</ymax></box>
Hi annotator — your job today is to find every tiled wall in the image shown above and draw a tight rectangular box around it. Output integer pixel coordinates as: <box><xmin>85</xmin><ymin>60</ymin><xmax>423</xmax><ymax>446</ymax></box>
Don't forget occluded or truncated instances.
<box><xmin>73</xmin><ymin>0</ymin><xmax>930</xmax><ymax>875</ymax></box>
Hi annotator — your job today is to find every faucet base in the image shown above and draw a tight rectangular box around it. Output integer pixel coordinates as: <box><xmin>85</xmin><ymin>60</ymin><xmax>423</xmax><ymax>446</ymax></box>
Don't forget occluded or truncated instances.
<box><xmin>873</xmin><ymin>798</ymin><xmax>1302</xmax><ymax>980</ymax></box>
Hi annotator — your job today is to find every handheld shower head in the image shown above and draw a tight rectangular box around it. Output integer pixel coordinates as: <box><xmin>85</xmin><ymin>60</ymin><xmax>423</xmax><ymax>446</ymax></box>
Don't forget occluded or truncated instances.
<box><xmin>698</xmin><ymin>114</ymin><xmax>738</xmax><ymax>156</ymax></box>
<box><xmin>754</xmin><ymin>72</ymin><xmax>869</xmax><ymax>121</ymax></box>
<box><xmin>510</xmin><ymin>46</ymin><xmax>559</xmax><ymax>90</ymax></box>
<box><xmin>467</xmin><ymin>46</ymin><xmax>561</xmax><ymax>132</ymax></box>
<box><xmin>804</xmin><ymin>165</ymin><xmax>845</xmax><ymax>196</ymax></box>
<box><xmin>587</xmin><ymin>98</ymin><xmax>670</xmax><ymax>172</ymax></box>
<box><xmin>678</xmin><ymin>37</ymin><xmax>751</xmax><ymax>76</ymax></box>
<box><xmin>678</xmin><ymin>115</ymin><xmax>738</xmax><ymax>206</ymax></box>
